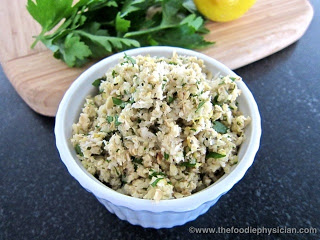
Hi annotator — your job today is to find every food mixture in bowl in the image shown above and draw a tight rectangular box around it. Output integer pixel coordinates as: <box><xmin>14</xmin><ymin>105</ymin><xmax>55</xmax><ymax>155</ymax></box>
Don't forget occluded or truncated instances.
<box><xmin>71</xmin><ymin>52</ymin><xmax>250</xmax><ymax>201</ymax></box>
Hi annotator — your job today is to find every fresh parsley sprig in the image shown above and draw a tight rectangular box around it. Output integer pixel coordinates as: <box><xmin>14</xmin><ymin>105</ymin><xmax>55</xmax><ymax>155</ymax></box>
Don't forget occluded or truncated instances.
<box><xmin>27</xmin><ymin>0</ymin><xmax>213</xmax><ymax>67</ymax></box>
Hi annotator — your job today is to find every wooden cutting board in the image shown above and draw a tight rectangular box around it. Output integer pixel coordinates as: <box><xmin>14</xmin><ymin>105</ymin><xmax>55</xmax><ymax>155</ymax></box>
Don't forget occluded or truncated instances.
<box><xmin>0</xmin><ymin>0</ymin><xmax>313</xmax><ymax>116</ymax></box>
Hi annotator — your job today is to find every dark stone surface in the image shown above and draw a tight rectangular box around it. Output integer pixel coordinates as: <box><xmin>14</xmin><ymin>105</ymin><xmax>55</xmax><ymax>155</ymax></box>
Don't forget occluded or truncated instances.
<box><xmin>1</xmin><ymin>1</ymin><xmax>319</xmax><ymax>239</ymax></box>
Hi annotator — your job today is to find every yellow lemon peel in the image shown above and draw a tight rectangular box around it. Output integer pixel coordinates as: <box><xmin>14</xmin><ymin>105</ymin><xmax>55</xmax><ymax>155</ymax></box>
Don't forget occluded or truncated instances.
<box><xmin>194</xmin><ymin>0</ymin><xmax>256</xmax><ymax>22</ymax></box>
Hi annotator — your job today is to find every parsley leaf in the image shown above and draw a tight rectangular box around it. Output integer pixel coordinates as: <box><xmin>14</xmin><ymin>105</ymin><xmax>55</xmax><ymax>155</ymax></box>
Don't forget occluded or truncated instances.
<box><xmin>167</xmin><ymin>96</ymin><xmax>175</xmax><ymax>104</ymax></box>
<box><xmin>106</xmin><ymin>116</ymin><xmax>113</xmax><ymax>123</ymax></box>
<box><xmin>132</xmin><ymin>157</ymin><xmax>143</xmax><ymax>171</ymax></box>
<box><xmin>180</xmin><ymin>14</ymin><xmax>203</xmax><ymax>32</ymax></box>
<box><xmin>112</xmin><ymin>97</ymin><xmax>127</xmax><ymax>109</ymax></box>
<box><xmin>151</xmin><ymin>178</ymin><xmax>164</xmax><ymax>187</ymax></box>
<box><xmin>115</xmin><ymin>13</ymin><xmax>131</xmax><ymax>33</ymax></box>
<box><xmin>196</xmin><ymin>100</ymin><xmax>206</xmax><ymax>112</ymax></box>
<box><xmin>213</xmin><ymin>121</ymin><xmax>228</xmax><ymax>134</ymax></box>
<box><xmin>152</xmin><ymin>24</ymin><xmax>213</xmax><ymax>49</ymax></box>
<box><xmin>211</xmin><ymin>95</ymin><xmax>219</xmax><ymax>105</ymax></box>
<box><xmin>120</xmin><ymin>0</ymin><xmax>147</xmax><ymax>17</ymax></box>
<box><xmin>180</xmin><ymin>161</ymin><xmax>196</xmax><ymax>167</ymax></box>
<box><xmin>149</xmin><ymin>170</ymin><xmax>166</xmax><ymax>179</ymax></box>
<box><xmin>58</xmin><ymin>34</ymin><xmax>92</xmax><ymax>67</ymax></box>
<box><xmin>206</xmin><ymin>152</ymin><xmax>226</xmax><ymax>159</ymax></box>
<box><xmin>180</xmin><ymin>158</ymin><xmax>196</xmax><ymax>167</ymax></box>
<box><xmin>112</xmin><ymin>97</ymin><xmax>124</xmax><ymax>105</ymax></box>
<box><xmin>74</xmin><ymin>144</ymin><xmax>83</xmax><ymax>156</ymax></box>
<box><xmin>92</xmin><ymin>78</ymin><xmax>103</xmax><ymax>88</ymax></box>
<box><xmin>76</xmin><ymin>30</ymin><xmax>140</xmax><ymax>53</ymax></box>
<box><xmin>132</xmin><ymin>157</ymin><xmax>143</xmax><ymax>164</ymax></box>
<box><xmin>27</xmin><ymin>0</ymin><xmax>74</xmax><ymax>47</ymax></box>
<box><xmin>114</xmin><ymin>167</ymin><xmax>120</xmax><ymax>176</ymax></box>
<box><xmin>124</xmin><ymin>53</ymin><xmax>136</xmax><ymax>66</ymax></box>
<box><xmin>106</xmin><ymin>115</ymin><xmax>121</xmax><ymax>127</ymax></box>
<box><xmin>114</xmin><ymin>115</ymin><xmax>121</xmax><ymax>127</ymax></box>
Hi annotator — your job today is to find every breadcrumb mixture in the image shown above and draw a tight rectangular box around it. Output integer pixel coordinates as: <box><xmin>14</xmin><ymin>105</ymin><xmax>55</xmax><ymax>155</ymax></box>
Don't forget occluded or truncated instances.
<box><xmin>71</xmin><ymin>52</ymin><xmax>250</xmax><ymax>201</ymax></box>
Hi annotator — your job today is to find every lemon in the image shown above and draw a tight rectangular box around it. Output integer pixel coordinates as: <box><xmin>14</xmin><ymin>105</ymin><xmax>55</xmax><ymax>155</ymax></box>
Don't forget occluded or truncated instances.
<box><xmin>193</xmin><ymin>0</ymin><xmax>256</xmax><ymax>22</ymax></box>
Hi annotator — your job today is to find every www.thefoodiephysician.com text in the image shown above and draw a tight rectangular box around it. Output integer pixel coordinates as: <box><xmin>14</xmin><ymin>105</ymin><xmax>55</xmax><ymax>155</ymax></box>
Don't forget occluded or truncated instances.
<box><xmin>188</xmin><ymin>226</ymin><xmax>318</xmax><ymax>235</ymax></box>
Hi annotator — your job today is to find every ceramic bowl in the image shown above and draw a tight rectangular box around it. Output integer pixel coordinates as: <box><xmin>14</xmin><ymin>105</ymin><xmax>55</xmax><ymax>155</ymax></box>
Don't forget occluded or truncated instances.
<box><xmin>55</xmin><ymin>46</ymin><xmax>261</xmax><ymax>228</ymax></box>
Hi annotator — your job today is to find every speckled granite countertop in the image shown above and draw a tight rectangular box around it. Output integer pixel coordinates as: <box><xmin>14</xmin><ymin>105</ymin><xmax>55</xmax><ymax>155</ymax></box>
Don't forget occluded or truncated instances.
<box><xmin>1</xmin><ymin>1</ymin><xmax>319</xmax><ymax>239</ymax></box>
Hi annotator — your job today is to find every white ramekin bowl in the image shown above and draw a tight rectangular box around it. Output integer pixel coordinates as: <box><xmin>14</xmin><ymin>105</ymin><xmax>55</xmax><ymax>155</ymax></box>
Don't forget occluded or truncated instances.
<box><xmin>55</xmin><ymin>46</ymin><xmax>261</xmax><ymax>229</ymax></box>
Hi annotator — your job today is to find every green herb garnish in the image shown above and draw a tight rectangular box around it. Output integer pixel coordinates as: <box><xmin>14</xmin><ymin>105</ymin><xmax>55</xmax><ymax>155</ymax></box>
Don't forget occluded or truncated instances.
<box><xmin>92</xmin><ymin>78</ymin><xmax>103</xmax><ymax>88</ymax></box>
<box><xmin>114</xmin><ymin>115</ymin><xmax>121</xmax><ymax>127</ymax></box>
<box><xmin>112</xmin><ymin>70</ymin><xmax>117</xmax><ymax>78</ymax></box>
<box><xmin>151</xmin><ymin>178</ymin><xmax>164</xmax><ymax>187</ymax></box>
<box><xmin>164</xmin><ymin>152</ymin><xmax>169</xmax><ymax>160</ymax></box>
<box><xmin>213</xmin><ymin>121</ymin><xmax>228</xmax><ymax>134</ymax></box>
<box><xmin>168</xmin><ymin>96</ymin><xmax>175</xmax><ymax>104</ymax></box>
<box><xmin>107</xmin><ymin>115</ymin><xmax>121</xmax><ymax>127</ymax></box>
<box><xmin>132</xmin><ymin>157</ymin><xmax>143</xmax><ymax>171</ymax></box>
<box><xmin>112</xmin><ymin>97</ymin><xmax>125</xmax><ymax>107</ymax></box>
<box><xmin>107</xmin><ymin>116</ymin><xmax>113</xmax><ymax>123</ymax></box>
<box><xmin>124</xmin><ymin>53</ymin><xmax>136</xmax><ymax>66</ymax></box>
<box><xmin>196</xmin><ymin>100</ymin><xmax>205</xmax><ymax>112</ymax></box>
<box><xmin>180</xmin><ymin>159</ymin><xmax>196</xmax><ymax>167</ymax></box>
<box><xmin>206</xmin><ymin>152</ymin><xmax>226</xmax><ymax>159</ymax></box>
<box><xmin>121</xmin><ymin>178</ymin><xmax>127</xmax><ymax>186</ymax></box>
<box><xmin>74</xmin><ymin>144</ymin><xmax>83</xmax><ymax>156</ymax></box>
<box><xmin>211</xmin><ymin>95</ymin><xmax>219</xmax><ymax>105</ymax></box>
<box><xmin>128</xmin><ymin>98</ymin><xmax>135</xmax><ymax>104</ymax></box>
<box><xmin>112</xmin><ymin>97</ymin><xmax>133</xmax><ymax>108</ymax></box>
<box><xmin>180</xmin><ymin>162</ymin><xmax>196</xmax><ymax>167</ymax></box>
<box><xmin>132</xmin><ymin>157</ymin><xmax>143</xmax><ymax>164</ymax></box>
<box><xmin>114</xmin><ymin>167</ymin><xmax>120</xmax><ymax>176</ymax></box>
<box><xmin>149</xmin><ymin>170</ymin><xmax>166</xmax><ymax>179</ymax></box>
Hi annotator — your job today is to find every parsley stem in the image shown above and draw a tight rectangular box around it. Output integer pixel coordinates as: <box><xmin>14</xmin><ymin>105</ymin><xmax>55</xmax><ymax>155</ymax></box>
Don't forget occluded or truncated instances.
<box><xmin>31</xmin><ymin>28</ymin><xmax>47</xmax><ymax>49</ymax></box>
<box><xmin>124</xmin><ymin>24</ymin><xmax>177</xmax><ymax>38</ymax></box>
